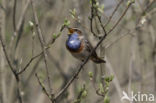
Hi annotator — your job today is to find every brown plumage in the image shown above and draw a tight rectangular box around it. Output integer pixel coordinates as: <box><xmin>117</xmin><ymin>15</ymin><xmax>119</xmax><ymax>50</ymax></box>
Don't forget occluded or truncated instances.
<box><xmin>66</xmin><ymin>27</ymin><xmax>106</xmax><ymax>64</ymax></box>
<box><xmin>85</xmin><ymin>39</ymin><xmax>106</xmax><ymax>64</ymax></box>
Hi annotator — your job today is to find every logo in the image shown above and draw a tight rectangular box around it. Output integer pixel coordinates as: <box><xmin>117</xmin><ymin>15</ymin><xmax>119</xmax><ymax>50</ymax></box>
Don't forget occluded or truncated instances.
<box><xmin>121</xmin><ymin>91</ymin><xmax>155</xmax><ymax>102</ymax></box>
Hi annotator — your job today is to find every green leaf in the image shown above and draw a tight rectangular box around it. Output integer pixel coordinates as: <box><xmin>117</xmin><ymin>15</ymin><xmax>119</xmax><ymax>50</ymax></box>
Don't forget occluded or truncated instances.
<box><xmin>64</xmin><ymin>19</ymin><xmax>70</xmax><ymax>26</ymax></box>
<box><xmin>32</xmin><ymin>32</ymin><xmax>36</xmax><ymax>38</ymax></box>
<box><xmin>38</xmin><ymin>72</ymin><xmax>46</xmax><ymax>83</ymax></box>
<box><xmin>131</xmin><ymin>0</ymin><xmax>135</xmax><ymax>3</ymax></box>
<box><xmin>88</xmin><ymin>72</ymin><xmax>93</xmax><ymax>78</ymax></box>
<box><xmin>98</xmin><ymin>8</ymin><xmax>103</xmax><ymax>13</ymax></box>
<box><xmin>104</xmin><ymin>75</ymin><xmax>114</xmax><ymax>82</ymax></box>
<box><xmin>24</xmin><ymin>24</ymin><xmax>32</xmax><ymax>34</ymax></box>
<box><xmin>52</xmin><ymin>33</ymin><xmax>57</xmax><ymax>39</ymax></box>
<box><xmin>71</xmin><ymin>15</ymin><xmax>75</xmax><ymax>19</ymax></box>
<box><xmin>104</xmin><ymin>95</ymin><xmax>110</xmax><ymax>103</ymax></box>
<box><xmin>29</xmin><ymin>21</ymin><xmax>34</xmax><ymax>27</ymax></box>
<box><xmin>69</xmin><ymin>8</ymin><xmax>76</xmax><ymax>18</ymax></box>
<box><xmin>99</xmin><ymin>83</ymin><xmax>104</xmax><ymax>94</ymax></box>
<box><xmin>127</xmin><ymin>0</ymin><xmax>135</xmax><ymax>6</ymax></box>
<box><xmin>73</xmin><ymin>99</ymin><xmax>81</xmax><ymax>103</ymax></box>
<box><xmin>109</xmin><ymin>75</ymin><xmax>114</xmax><ymax>81</ymax></box>
<box><xmin>101</xmin><ymin>4</ymin><xmax>104</xmax><ymax>10</ymax></box>
<box><xmin>58</xmin><ymin>32</ymin><xmax>61</xmax><ymax>36</ymax></box>
<box><xmin>81</xmin><ymin>90</ymin><xmax>87</xmax><ymax>98</ymax></box>
<box><xmin>88</xmin><ymin>16</ymin><xmax>91</xmax><ymax>20</ymax></box>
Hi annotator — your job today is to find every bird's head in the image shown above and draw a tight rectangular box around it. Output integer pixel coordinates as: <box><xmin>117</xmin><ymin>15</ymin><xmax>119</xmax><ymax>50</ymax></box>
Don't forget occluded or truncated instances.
<box><xmin>67</xmin><ymin>27</ymin><xmax>82</xmax><ymax>35</ymax></box>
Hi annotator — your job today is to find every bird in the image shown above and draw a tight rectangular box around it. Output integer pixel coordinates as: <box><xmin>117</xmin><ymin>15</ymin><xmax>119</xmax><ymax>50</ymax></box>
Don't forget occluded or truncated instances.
<box><xmin>66</xmin><ymin>27</ymin><xmax>106</xmax><ymax>64</ymax></box>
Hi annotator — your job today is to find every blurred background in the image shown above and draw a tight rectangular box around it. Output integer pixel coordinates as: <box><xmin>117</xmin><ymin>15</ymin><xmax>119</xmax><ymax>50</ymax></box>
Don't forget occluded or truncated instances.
<box><xmin>0</xmin><ymin>0</ymin><xmax>156</xmax><ymax>103</ymax></box>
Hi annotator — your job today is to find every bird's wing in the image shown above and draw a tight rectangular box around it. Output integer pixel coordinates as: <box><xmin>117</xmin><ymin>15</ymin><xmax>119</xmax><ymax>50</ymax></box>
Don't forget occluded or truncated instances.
<box><xmin>84</xmin><ymin>39</ymin><xmax>98</xmax><ymax>57</ymax></box>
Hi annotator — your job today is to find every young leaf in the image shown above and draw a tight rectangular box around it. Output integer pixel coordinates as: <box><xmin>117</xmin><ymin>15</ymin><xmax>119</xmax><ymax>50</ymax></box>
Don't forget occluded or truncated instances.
<box><xmin>64</xmin><ymin>19</ymin><xmax>70</xmax><ymax>26</ymax></box>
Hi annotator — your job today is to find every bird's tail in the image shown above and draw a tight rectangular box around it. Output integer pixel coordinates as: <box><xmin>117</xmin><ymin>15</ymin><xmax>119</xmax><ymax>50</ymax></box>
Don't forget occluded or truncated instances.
<box><xmin>91</xmin><ymin>56</ymin><xmax>106</xmax><ymax>64</ymax></box>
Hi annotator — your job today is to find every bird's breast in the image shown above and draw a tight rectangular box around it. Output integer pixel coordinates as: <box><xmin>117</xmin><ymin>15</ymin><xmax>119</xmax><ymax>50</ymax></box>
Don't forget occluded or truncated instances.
<box><xmin>66</xmin><ymin>39</ymin><xmax>83</xmax><ymax>52</ymax></box>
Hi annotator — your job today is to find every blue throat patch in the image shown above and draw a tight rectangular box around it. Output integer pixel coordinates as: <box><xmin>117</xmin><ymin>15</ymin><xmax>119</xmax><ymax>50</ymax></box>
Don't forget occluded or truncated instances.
<box><xmin>66</xmin><ymin>32</ymin><xmax>81</xmax><ymax>51</ymax></box>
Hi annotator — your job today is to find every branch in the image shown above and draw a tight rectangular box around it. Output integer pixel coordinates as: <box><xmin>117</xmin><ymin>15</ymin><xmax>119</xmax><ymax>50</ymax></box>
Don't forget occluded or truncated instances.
<box><xmin>17</xmin><ymin>26</ymin><xmax>65</xmax><ymax>75</ymax></box>
<box><xmin>16</xmin><ymin>0</ymin><xmax>31</xmax><ymax>32</ymax></box>
<box><xmin>13</xmin><ymin>0</ymin><xmax>17</xmax><ymax>32</ymax></box>
<box><xmin>0</xmin><ymin>3</ymin><xmax>5</xmax><ymax>11</ymax></box>
<box><xmin>17</xmin><ymin>13</ymin><xmax>66</xmax><ymax>75</ymax></box>
<box><xmin>90</xmin><ymin>0</ymin><xmax>101</xmax><ymax>38</ymax></box>
<box><xmin>107</xmin><ymin>1</ymin><xmax>134</xmax><ymax>35</ymax></box>
<box><xmin>35</xmin><ymin>73</ymin><xmax>51</xmax><ymax>99</ymax></box>
<box><xmin>14</xmin><ymin>0</ymin><xmax>31</xmax><ymax>49</ymax></box>
<box><xmin>55</xmin><ymin>22</ymin><xmax>107</xmax><ymax>100</ymax></box>
<box><xmin>31</xmin><ymin>0</ymin><xmax>53</xmax><ymax>98</ymax></box>
<box><xmin>104</xmin><ymin>0</ymin><xmax>124</xmax><ymax>27</ymax></box>
<box><xmin>47</xmin><ymin>52</ymin><xmax>68</xmax><ymax>80</ymax></box>
<box><xmin>0</xmin><ymin>30</ymin><xmax>17</xmax><ymax>79</ymax></box>
<box><xmin>105</xmin><ymin>57</ymin><xmax>123</xmax><ymax>100</ymax></box>
<box><xmin>0</xmin><ymin>26</ymin><xmax>23</xmax><ymax>103</ymax></box>
<box><xmin>17</xmin><ymin>48</ymin><xmax>47</xmax><ymax>75</ymax></box>
<box><xmin>24</xmin><ymin>56</ymin><xmax>43</xmax><ymax>87</ymax></box>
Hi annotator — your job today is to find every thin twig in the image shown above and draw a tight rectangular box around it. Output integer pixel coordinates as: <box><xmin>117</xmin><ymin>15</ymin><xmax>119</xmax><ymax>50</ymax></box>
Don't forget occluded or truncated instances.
<box><xmin>14</xmin><ymin>0</ymin><xmax>31</xmax><ymax>49</ymax></box>
<box><xmin>97</xmin><ymin>15</ymin><xmax>107</xmax><ymax>36</ymax></box>
<box><xmin>13</xmin><ymin>0</ymin><xmax>17</xmax><ymax>32</ymax></box>
<box><xmin>17</xmin><ymin>26</ymin><xmax>65</xmax><ymax>75</ymax></box>
<box><xmin>35</xmin><ymin>73</ymin><xmax>51</xmax><ymax>98</ymax></box>
<box><xmin>31</xmin><ymin>0</ymin><xmax>54</xmax><ymax>100</ymax></box>
<box><xmin>0</xmin><ymin>3</ymin><xmax>5</xmax><ymax>11</ymax></box>
<box><xmin>0</xmin><ymin>31</ymin><xmax>17</xmax><ymax>79</ymax></box>
<box><xmin>105</xmin><ymin>29</ymin><xmax>133</xmax><ymax>48</ymax></box>
<box><xmin>24</xmin><ymin>56</ymin><xmax>43</xmax><ymax>87</ymax></box>
<box><xmin>104</xmin><ymin>0</ymin><xmax>124</xmax><ymax>27</ymax></box>
<box><xmin>90</xmin><ymin>0</ymin><xmax>101</xmax><ymax>38</ymax></box>
<box><xmin>16</xmin><ymin>0</ymin><xmax>31</xmax><ymax>32</ymax></box>
<box><xmin>47</xmin><ymin>52</ymin><xmax>67</xmax><ymax>79</ymax></box>
<box><xmin>105</xmin><ymin>57</ymin><xmax>123</xmax><ymax>100</ymax></box>
<box><xmin>17</xmin><ymin>17</ymin><xmax>66</xmax><ymax>75</ymax></box>
<box><xmin>0</xmin><ymin>26</ymin><xmax>23</xmax><ymax>103</ymax></box>
<box><xmin>17</xmin><ymin>48</ymin><xmax>48</xmax><ymax>75</ymax></box>
<box><xmin>107</xmin><ymin>2</ymin><xmax>133</xmax><ymax>35</ymax></box>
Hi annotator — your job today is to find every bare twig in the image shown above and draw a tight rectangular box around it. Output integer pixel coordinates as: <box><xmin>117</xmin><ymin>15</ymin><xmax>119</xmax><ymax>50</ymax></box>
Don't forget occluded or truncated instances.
<box><xmin>13</xmin><ymin>0</ymin><xmax>17</xmax><ymax>32</ymax></box>
<box><xmin>107</xmin><ymin>2</ymin><xmax>133</xmax><ymax>35</ymax></box>
<box><xmin>24</xmin><ymin>56</ymin><xmax>43</xmax><ymax>87</ymax></box>
<box><xmin>90</xmin><ymin>0</ymin><xmax>101</xmax><ymax>38</ymax></box>
<box><xmin>0</xmin><ymin>30</ymin><xmax>17</xmax><ymax>79</ymax></box>
<box><xmin>0</xmin><ymin>3</ymin><xmax>5</xmax><ymax>11</ymax></box>
<box><xmin>13</xmin><ymin>0</ymin><xmax>31</xmax><ymax>49</ymax></box>
<box><xmin>17</xmin><ymin>26</ymin><xmax>65</xmax><ymax>75</ymax></box>
<box><xmin>31</xmin><ymin>0</ymin><xmax>53</xmax><ymax>99</ymax></box>
<box><xmin>35</xmin><ymin>73</ymin><xmax>51</xmax><ymax>99</ymax></box>
<box><xmin>97</xmin><ymin>15</ymin><xmax>107</xmax><ymax>36</ymax></box>
<box><xmin>17</xmin><ymin>15</ymin><xmax>66</xmax><ymax>75</ymax></box>
<box><xmin>0</xmin><ymin>1</ymin><xmax>7</xmax><ymax>102</ymax></box>
<box><xmin>105</xmin><ymin>57</ymin><xmax>123</xmax><ymax>101</ymax></box>
<box><xmin>17</xmin><ymin>49</ymin><xmax>47</xmax><ymax>75</ymax></box>
<box><xmin>47</xmin><ymin>52</ymin><xmax>67</xmax><ymax>79</ymax></box>
<box><xmin>16</xmin><ymin>0</ymin><xmax>31</xmax><ymax>32</ymax></box>
<box><xmin>90</xmin><ymin>1</ymin><xmax>96</xmax><ymax>37</ymax></box>
<box><xmin>105</xmin><ymin>28</ymin><xmax>133</xmax><ymax>48</ymax></box>
<box><xmin>0</xmin><ymin>26</ymin><xmax>23</xmax><ymax>103</ymax></box>
<box><xmin>104</xmin><ymin>0</ymin><xmax>124</xmax><ymax>27</ymax></box>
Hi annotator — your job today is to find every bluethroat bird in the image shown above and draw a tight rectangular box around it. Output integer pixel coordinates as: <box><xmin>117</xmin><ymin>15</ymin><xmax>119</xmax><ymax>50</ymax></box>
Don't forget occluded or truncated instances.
<box><xmin>66</xmin><ymin>27</ymin><xmax>106</xmax><ymax>64</ymax></box>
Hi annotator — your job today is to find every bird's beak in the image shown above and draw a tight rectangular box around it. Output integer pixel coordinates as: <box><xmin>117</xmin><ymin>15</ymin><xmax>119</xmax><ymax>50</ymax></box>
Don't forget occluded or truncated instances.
<box><xmin>68</xmin><ymin>27</ymin><xmax>74</xmax><ymax>34</ymax></box>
